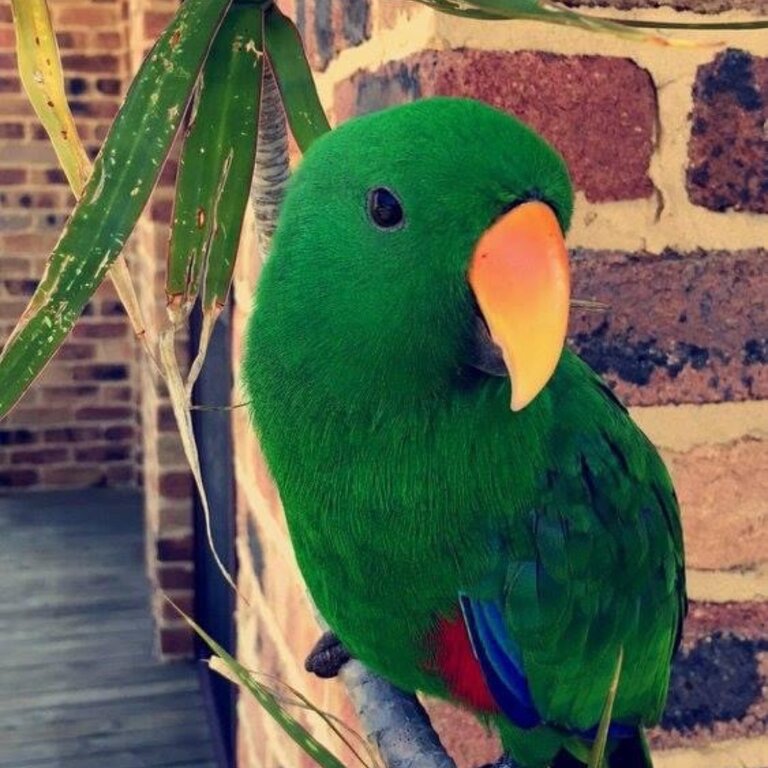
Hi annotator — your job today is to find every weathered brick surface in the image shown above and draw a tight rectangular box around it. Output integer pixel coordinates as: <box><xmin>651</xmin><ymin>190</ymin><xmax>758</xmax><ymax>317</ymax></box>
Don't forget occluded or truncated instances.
<box><xmin>688</xmin><ymin>49</ymin><xmax>768</xmax><ymax>214</ymax></box>
<box><xmin>0</xmin><ymin>0</ymin><xmax>139</xmax><ymax>490</ymax></box>
<box><xmin>569</xmin><ymin>249</ymin><xmax>768</xmax><ymax>406</ymax></box>
<box><xmin>295</xmin><ymin>0</ymin><xmax>371</xmax><ymax>71</ymax></box>
<box><xmin>335</xmin><ymin>50</ymin><xmax>657</xmax><ymax>202</ymax></box>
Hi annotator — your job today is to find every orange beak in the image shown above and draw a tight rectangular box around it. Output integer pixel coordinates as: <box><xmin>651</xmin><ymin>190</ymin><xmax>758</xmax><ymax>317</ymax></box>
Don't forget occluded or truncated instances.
<box><xmin>468</xmin><ymin>201</ymin><xmax>570</xmax><ymax>411</ymax></box>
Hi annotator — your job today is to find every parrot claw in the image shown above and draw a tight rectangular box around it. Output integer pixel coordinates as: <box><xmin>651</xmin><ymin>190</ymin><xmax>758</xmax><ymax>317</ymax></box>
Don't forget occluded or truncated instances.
<box><xmin>477</xmin><ymin>756</ymin><xmax>523</xmax><ymax>768</ymax></box>
<box><xmin>305</xmin><ymin>631</ymin><xmax>352</xmax><ymax>678</ymax></box>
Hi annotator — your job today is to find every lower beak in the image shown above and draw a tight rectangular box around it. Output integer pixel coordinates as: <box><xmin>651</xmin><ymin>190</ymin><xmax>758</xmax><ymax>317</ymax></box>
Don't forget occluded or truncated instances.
<box><xmin>467</xmin><ymin>201</ymin><xmax>570</xmax><ymax>412</ymax></box>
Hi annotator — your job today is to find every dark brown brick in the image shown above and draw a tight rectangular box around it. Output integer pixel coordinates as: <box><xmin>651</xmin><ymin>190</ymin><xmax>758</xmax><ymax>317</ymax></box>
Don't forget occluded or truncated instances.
<box><xmin>72</xmin><ymin>322</ymin><xmax>127</xmax><ymax>339</ymax></box>
<box><xmin>157</xmin><ymin>533</ymin><xmax>194</xmax><ymax>562</ymax></box>
<box><xmin>159</xmin><ymin>471</ymin><xmax>192</xmax><ymax>500</ymax></box>
<box><xmin>0</xmin><ymin>429</ymin><xmax>37</xmax><ymax>446</ymax></box>
<box><xmin>60</xmin><ymin>54</ymin><xmax>120</xmax><ymax>74</ymax></box>
<box><xmin>157</xmin><ymin>564</ymin><xmax>194</xmax><ymax>590</ymax></box>
<box><xmin>57</xmin><ymin>343</ymin><xmax>95</xmax><ymax>361</ymax></box>
<box><xmin>647</xmin><ymin>601</ymin><xmax>768</xmax><ymax>750</ymax></box>
<box><xmin>0</xmin><ymin>77</ymin><xmax>20</xmax><ymax>94</ymax></box>
<box><xmin>43</xmin><ymin>427</ymin><xmax>102</xmax><ymax>443</ymax></box>
<box><xmin>72</xmin><ymin>364</ymin><xmax>128</xmax><ymax>382</ymax></box>
<box><xmin>74</xmin><ymin>445</ymin><xmax>131</xmax><ymax>462</ymax></box>
<box><xmin>159</xmin><ymin>626</ymin><xmax>194</xmax><ymax>657</ymax></box>
<box><xmin>104</xmin><ymin>425</ymin><xmax>134</xmax><ymax>441</ymax></box>
<box><xmin>0</xmin><ymin>469</ymin><xmax>39</xmax><ymax>487</ymax></box>
<box><xmin>10</xmin><ymin>448</ymin><xmax>68</xmax><ymax>465</ymax></box>
<box><xmin>75</xmin><ymin>406</ymin><xmax>133</xmax><ymax>421</ymax></box>
<box><xmin>569</xmin><ymin>248</ymin><xmax>768</xmax><ymax>405</ymax></box>
<box><xmin>0</xmin><ymin>169</ymin><xmax>26</xmax><ymax>185</ymax></box>
<box><xmin>335</xmin><ymin>50</ymin><xmax>656</xmax><ymax>202</ymax></box>
<box><xmin>0</xmin><ymin>123</ymin><xmax>24</xmax><ymax>139</ymax></box>
<box><xmin>299</xmin><ymin>0</ymin><xmax>370</xmax><ymax>71</ymax></box>
<box><xmin>688</xmin><ymin>49</ymin><xmax>768</xmax><ymax>213</ymax></box>
<box><xmin>105</xmin><ymin>465</ymin><xmax>134</xmax><ymax>484</ymax></box>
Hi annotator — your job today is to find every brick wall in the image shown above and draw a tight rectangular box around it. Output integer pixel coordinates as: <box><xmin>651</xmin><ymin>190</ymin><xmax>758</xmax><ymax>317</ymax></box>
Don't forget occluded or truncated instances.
<box><xmin>233</xmin><ymin>3</ymin><xmax>768</xmax><ymax>768</ymax></box>
<box><xmin>0</xmin><ymin>0</ymin><xmax>140</xmax><ymax>490</ymax></box>
<box><xmin>127</xmin><ymin>0</ymin><xmax>195</xmax><ymax>659</ymax></box>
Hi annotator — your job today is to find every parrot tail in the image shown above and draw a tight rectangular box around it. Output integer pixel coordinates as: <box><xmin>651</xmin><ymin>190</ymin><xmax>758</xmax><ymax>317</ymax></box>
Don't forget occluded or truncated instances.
<box><xmin>607</xmin><ymin>729</ymin><xmax>653</xmax><ymax>768</ymax></box>
<box><xmin>550</xmin><ymin>729</ymin><xmax>653</xmax><ymax>768</ymax></box>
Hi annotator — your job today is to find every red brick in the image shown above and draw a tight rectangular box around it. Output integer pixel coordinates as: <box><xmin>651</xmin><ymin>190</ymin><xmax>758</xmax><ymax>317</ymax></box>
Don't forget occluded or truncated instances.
<box><xmin>40</xmin><ymin>385</ymin><xmax>99</xmax><ymax>402</ymax></box>
<box><xmin>570</xmin><ymin>248</ymin><xmax>768</xmax><ymax>405</ymax></box>
<box><xmin>0</xmin><ymin>76</ymin><xmax>20</xmax><ymax>94</ymax></box>
<box><xmin>57</xmin><ymin>343</ymin><xmax>96</xmax><ymax>361</ymax></box>
<box><xmin>72</xmin><ymin>364</ymin><xmax>129</xmax><ymax>382</ymax></box>
<box><xmin>159</xmin><ymin>626</ymin><xmax>194</xmax><ymax>657</ymax></box>
<box><xmin>0</xmin><ymin>169</ymin><xmax>26</xmax><ymax>185</ymax></box>
<box><xmin>335</xmin><ymin>50</ymin><xmax>656</xmax><ymax>202</ymax></box>
<box><xmin>0</xmin><ymin>123</ymin><xmax>23</xmax><ymax>139</ymax></box>
<box><xmin>75</xmin><ymin>444</ymin><xmax>132</xmax><ymax>462</ymax></box>
<box><xmin>10</xmin><ymin>448</ymin><xmax>68</xmax><ymax>464</ymax></box>
<box><xmin>56</xmin><ymin>7</ymin><xmax>120</xmax><ymax>27</ymax></box>
<box><xmin>688</xmin><ymin>49</ymin><xmax>768</xmax><ymax>213</ymax></box>
<box><xmin>40</xmin><ymin>466</ymin><xmax>105</xmax><ymax>487</ymax></box>
<box><xmin>157</xmin><ymin>564</ymin><xmax>194</xmax><ymax>589</ymax></box>
<box><xmin>60</xmin><ymin>54</ymin><xmax>120</xmax><ymax>74</ymax></box>
<box><xmin>93</xmin><ymin>32</ymin><xmax>123</xmax><ymax>49</ymax></box>
<box><xmin>158</xmin><ymin>591</ymin><xmax>194</xmax><ymax>621</ymax></box>
<box><xmin>159</xmin><ymin>471</ymin><xmax>192</xmax><ymax>499</ymax></box>
<box><xmin>105</xmin><ymin>464</ymin><xmax>134</xmax><ymax>484</ymax></box>
<box><xmin>72</xmin><ymin>322</ymin><xmax>127</xmax><ymax>339</ymax></box>
<box><xmin>43</xmin><ymin>427</ymin><xmax>102</xmax><ymax>443</ymax></box>
<box><xmin>156</xmin><ymin>533</ymin><xmax>194</xmax><ymax>562</ymax></box>
<box><xmin>144</xmin><ymin>11</ymin><xmax>174</xmax><ymax>39</ymax></box>
<box><xmin>74</xmin><ymin>406</ymin><xmax>133</xmax><ymax>421</ymax></box>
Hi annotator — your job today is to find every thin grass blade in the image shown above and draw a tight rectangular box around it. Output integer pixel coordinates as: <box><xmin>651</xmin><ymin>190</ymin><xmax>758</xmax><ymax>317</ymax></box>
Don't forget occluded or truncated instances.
<box><xmin>171</xmin><ymin>5</ymin><xmax>263</xmax><ymax>391</ymax></box>
<box><xmin>264</xmin><ymin>5</ymin><xmax>330</xmax><ymax>152</ymax></box>
<box><xmin>415</xmin><ymin>0</ymin><xmax>735</xmax><ymax>44</ymax></box>
<box><xmin>169</xmin><ymin>598</ymin><xmax>349</xmax><ymax>768</ymax></box>
<box><xmin>0</xmin><ymin>0</ymin><xmax>233</xmax><ymax>419</ymax></box>
<box><xmin>588</xmin><ymin>647</ymin><xmax>624</xmax><ymax>768</ymax></box>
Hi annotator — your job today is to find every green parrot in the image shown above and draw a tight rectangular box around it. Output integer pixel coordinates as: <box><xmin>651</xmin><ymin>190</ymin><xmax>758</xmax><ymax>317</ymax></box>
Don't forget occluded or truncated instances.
<box><xmin>242</xmin><ymin>98</ymin><xmax>686</xmax><ymax>768</ymax></box>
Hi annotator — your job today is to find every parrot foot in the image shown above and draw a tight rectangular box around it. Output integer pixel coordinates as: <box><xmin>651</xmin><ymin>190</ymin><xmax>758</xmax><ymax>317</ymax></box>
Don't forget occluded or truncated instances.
<box><xmin>477</xmin><ymin>755</ymin><xmax>523</xmax><ymax>768</ymax></box>
<box><xmin>305</xmin><ymin>631</ymin><xmax>351</xmax><ymax>679</ymax></box>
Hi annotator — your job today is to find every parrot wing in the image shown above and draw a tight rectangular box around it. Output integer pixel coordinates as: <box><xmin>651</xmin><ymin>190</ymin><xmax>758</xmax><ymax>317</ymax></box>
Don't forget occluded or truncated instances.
<box><xmin>460</xmin><ymin>375</ymin><xmax>686</xmax><ymax>735</ymax></box>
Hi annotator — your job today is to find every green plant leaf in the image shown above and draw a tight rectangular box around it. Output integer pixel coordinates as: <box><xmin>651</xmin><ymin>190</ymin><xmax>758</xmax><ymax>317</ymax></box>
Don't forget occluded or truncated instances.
<box><xmin>168</xmin><ymin>598</ymin><xmax>349</xmax><ymax>768</ymax></box>
<box><xmin>264</xmin><ymin>5</ymin><xmax>330</xmax><ymax>152</ymax></box>
<box><xmin>0</xmin><ymin>0</ymin><xmax>233</xmax><ymax>419</ymax></box>
<box><xmin>10</xmin><ymin>0</ymin><xmax>90</xmax><ymax>192</ymax></box>
<box><xmin>10</xmin><ymin>0</ymin><xmax>158</xmax><ymax>370</ymax></box>
<box><xmin>167</xmin><ymin>4</ymin><xmax>263</xmax><ymax>328</ymax></box>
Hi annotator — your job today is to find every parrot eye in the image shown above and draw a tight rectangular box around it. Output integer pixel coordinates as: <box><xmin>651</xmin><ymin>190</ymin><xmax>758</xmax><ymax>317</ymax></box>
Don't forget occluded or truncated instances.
<box><xmin>368</xmin><ymin>188</ymin><xmax>404</xmax><ymax>230</ymax></box>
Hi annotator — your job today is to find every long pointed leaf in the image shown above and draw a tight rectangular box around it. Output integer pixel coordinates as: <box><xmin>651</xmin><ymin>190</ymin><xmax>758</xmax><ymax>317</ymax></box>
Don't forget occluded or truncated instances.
<box><xmin>10</xmin><ymin>0</ymin><xmax>90</xmax><ymax>192</ymax></box>
<box><xmin>11</xmin><ymin>0</ymin><xmax>159</xmax><ymax>372</ymax></box>
<box><xmin>0</xmin><ymin>0</ymin><xmax>233</xmax><ymax>418</ymax></box>
<box><xmin>264</xmin><ymin>5</ymin><xmax>330</xmax><ymax>152</ymax></box>
<box><xmin>418</xmin><ymin>0</ymin><xmax>748</xmax><ymax>43</ymax></box>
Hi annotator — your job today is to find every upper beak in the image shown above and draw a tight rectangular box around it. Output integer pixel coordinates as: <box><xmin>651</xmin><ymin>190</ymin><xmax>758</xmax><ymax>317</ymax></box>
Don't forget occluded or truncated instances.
<box><xmin>467</xmin><ymin>201</ymin><xmax>570</xmax><ymax>411</ymax></box>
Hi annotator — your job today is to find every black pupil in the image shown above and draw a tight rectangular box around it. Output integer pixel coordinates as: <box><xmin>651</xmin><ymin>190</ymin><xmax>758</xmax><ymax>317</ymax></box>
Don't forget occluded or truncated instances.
<box><xmin>370</xmin><ymin>188</ymin><xmax>403</xmax><ymax>229</ymax></box>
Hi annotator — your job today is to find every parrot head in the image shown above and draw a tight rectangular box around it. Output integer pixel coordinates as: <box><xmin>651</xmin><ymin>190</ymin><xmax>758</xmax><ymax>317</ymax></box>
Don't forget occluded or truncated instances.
<box><xmin>246</xmin><ymin>97</ymin><xmax>573</xmax><ymax>412</ymax></box>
